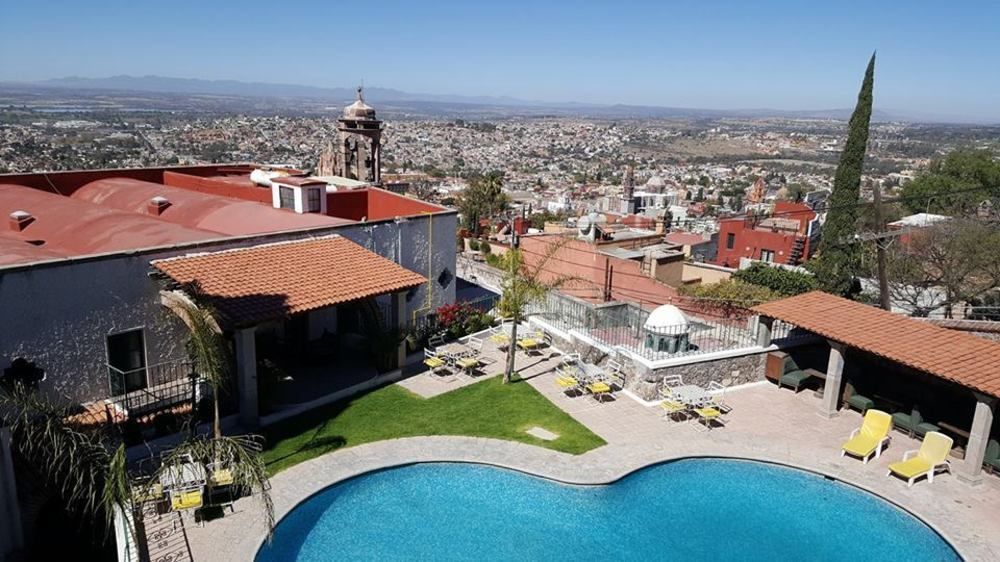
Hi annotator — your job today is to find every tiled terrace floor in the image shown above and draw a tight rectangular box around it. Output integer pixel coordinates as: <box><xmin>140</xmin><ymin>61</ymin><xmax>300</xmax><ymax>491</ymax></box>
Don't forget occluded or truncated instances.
<box><xmin>187</xmin><ymin>342</ymin><xmax>1000</xmax><ymax>561</ymax></box>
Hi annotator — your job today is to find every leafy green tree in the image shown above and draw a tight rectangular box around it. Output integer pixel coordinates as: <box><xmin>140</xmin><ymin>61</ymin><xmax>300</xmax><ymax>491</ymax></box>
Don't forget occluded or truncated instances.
<box><xmin>900</xmin><ymin>148</ymin><xmax>1000</xmax><ymax>215</ymax></box>
<box><xmin>457</xmin><ymin>171</ymin><xmax>508</xmax><ymax>232</ymax></box>
<box><xmin>680</xmin><ymin>280</ymin><xmax>783</xmax><ymax>318</ymax></box>
<box><xmin>811</xmin><ymin>53</ymin><xmax>875</xmax><ymax>297</ymax></box>
<box><xmin>732</xmin><ymin>263</ymin><xmax>818</xmax><ymax>296</ymax></box>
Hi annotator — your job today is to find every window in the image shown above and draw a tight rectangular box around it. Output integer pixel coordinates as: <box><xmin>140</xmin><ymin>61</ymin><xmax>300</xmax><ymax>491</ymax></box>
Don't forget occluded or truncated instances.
<box><xmin>107</xmin><ymin>329</ymin><xmax>147</xmax><ymax>394</ymax></box>
<box><xmin>726</xmin><ymin>233</ymin><xmax>736</xmax><ymax>249</ymax></box>
<box><xmin>306</xmin><ymin>188</ymin><xmax>321</xmax><ymax>212</ymax></box>
<box><xmin>760</xmin><ymin>249</ymin><xmax>775</xmax><ymax>263</ymax></box>
<box><xmin>278</xmin><ymin>186</ymin><xmax>295</xmax><ymax>210</ymax></box>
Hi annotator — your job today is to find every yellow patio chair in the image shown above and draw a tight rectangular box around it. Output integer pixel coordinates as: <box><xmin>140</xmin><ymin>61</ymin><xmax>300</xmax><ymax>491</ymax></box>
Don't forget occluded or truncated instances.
<box><xmin>517</xmin><ymin>337</ymin><xmax>539</xmax><ymax>352</ymax></box>
<box><xmin>171</xmin><ymin>488</ymin><xmax>203</xmax><ymax>511</ymax></box>
<box><xmin>209</xmin><ymin>467</ymin><xmax>234</xmax><ymax>487</ymax></box>
<box><xmin>660</xmin><ymin>400</ymin><xmax>687</xmax><ymax>421</ymax></box>
<box><xmin>586</xmin><ymin>381</ymin><xmax>612</xmax><ymax>402</ymax></box>
<box><xmin>692</xmin><ymin>406</ymin><xmax>724</xmax><ymax>430</ymax></box>
<box><xmin>455</xmin><ymin>356</ymin><xmax>480</xmax><ymax>375</ymax></box>
<box><xmin>841</xmin><ymin>409</ymin><xmax>892</xmax><ymax>464</ymax></box>
<box><xmin>887</xmin><ymin>431</ymin><xmax>953</xmax><ymax>487</ymax></box>
<box><xmin>133</xmin><ymin>482</ymin><xmax>164</xmax><ymax>504</ymax></box>
<box><xmin>555</xmin><ymin>375</ymin><xmax>581</xmax><ymax>396</ymax></box>
<box><xmin>423</xmin><ymin>348</ymin><xmax>449</xmax><ymax>375</ymax></box>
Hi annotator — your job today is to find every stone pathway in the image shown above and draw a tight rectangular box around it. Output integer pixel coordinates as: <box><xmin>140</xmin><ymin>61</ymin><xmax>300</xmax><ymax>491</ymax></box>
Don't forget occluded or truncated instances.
<box><xmin>185</xmin><ymin>353</ymin><xmax>1000</xmax><ymax>562</ymax></box>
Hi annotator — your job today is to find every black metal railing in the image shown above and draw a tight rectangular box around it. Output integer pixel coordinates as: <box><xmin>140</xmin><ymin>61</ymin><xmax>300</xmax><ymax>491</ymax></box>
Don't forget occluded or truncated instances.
<box><xmin>107</xmin><ymin>360</ymin><xmax>200</xmax><ymax>424</ymax></box>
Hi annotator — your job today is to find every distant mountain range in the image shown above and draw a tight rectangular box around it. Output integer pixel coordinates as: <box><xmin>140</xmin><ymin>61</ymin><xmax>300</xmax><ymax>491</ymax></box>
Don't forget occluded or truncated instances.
<box><xmin>3</xmin><ymin>75</ymin><xmax>982</xmax><ymax>123</ymax></box>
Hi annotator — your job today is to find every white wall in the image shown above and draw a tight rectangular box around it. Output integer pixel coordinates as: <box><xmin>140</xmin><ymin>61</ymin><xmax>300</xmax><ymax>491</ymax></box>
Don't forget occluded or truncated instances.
<box><xmin>0</xmin><ymin>212</ymin><xmax>458</xmax><ymax>406</ymax></box>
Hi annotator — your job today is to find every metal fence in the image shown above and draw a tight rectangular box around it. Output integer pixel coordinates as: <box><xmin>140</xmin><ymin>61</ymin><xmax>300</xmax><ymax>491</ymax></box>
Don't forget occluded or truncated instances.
<box><xmin>107</xmin><ymin>360</ymin><xmax>201</xmax><ymax>425</ymax></box>
<box><xmin>529</xmin><ymin>291</ymin><xmax>810</xmax><ymax>361</ymax></box>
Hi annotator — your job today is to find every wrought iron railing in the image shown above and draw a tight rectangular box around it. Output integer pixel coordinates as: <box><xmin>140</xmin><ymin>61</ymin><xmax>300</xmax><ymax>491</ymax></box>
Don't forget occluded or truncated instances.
<box><xmin>106</xmin><ymin>360</ymin><xmax>200</xmax><ymax>425</ymax></box>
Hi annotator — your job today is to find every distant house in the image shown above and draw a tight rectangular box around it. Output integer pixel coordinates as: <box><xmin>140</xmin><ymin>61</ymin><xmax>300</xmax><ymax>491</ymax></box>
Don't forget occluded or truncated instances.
<box><xmin>714</xmin><ymin>201</ymin><xmax>819</xmax><ymax>267</ymax></box>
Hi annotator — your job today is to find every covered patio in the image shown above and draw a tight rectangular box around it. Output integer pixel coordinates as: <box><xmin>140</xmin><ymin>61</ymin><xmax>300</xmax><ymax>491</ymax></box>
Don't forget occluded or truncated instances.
<box><xmin>755</xmin><ymin>291</ymin><xmax>1000</xmax><ymax>486</ymax></box>
<box><xmin>152</xmin><ymin>235</ymin><xmax>427</xmax><ymax>428</ymax></box>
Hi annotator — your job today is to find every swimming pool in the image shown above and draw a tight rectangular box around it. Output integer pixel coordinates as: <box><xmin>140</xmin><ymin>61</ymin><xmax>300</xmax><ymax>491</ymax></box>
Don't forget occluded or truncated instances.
<box><xmin>256</xmin><ymin>459</ymin><xmax>959</xmax><ymax>561</ymax></box>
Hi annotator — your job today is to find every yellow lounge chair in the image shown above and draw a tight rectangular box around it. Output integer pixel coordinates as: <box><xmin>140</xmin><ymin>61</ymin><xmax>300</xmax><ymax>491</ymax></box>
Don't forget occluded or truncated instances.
<box><xmin>841</xmin><ymin>410</ymin><xmax>892</xmax><ymax>464</ymax></box>
<box><xmin>171</xmin><ymin>489</ymin><xmax>204</xmax><ymax>511</ymax></box>
<box><xmin>887</xmin><ymin>431</ymin><xmax>953</xmax><ymax>487</ymax></box>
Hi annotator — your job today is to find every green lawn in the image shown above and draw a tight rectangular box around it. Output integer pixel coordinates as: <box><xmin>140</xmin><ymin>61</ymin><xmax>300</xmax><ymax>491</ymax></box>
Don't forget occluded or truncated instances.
<box><xmin>261</xmin><ymin>375</ymin><xmax>606</xmax><ymax>474</ymax></box>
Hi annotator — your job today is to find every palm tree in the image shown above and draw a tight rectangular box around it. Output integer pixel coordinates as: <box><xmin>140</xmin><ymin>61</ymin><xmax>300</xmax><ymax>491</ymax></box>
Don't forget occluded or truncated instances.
<box><xmin>0</xmin><ymin>383</ymin><xmax>135</xmax><ymax>553</ymax></box>
<box><xmin>161</xmin><ymin>290</ymin><xmax>275</xmax><ymax>536</ymax></box>
<box><xmin>497</xmin><ymin>238</ymin><xmax>575</xmax><ymax>384</ymax></box>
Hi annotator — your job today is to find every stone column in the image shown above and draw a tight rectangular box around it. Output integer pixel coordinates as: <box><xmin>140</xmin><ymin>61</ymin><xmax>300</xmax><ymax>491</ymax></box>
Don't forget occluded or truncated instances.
<box><xmin>755</xmin><ymin>315</ymin><xmax>774</xmax><ymax>348</ymax></box>
<box><xmin>234</xmin><ymin>326</ymin><xmax>259</xmax><ymax>430</ymax></box>
<box><xmin>958</xmin><ymin>393</ymin><xmax>996</xmax><ymax>486</ymax></box>
<box><xmin>819</xmin><ymin>341</ymin><xmax>845</xmax><ymax>419</ymax></box>
<box><xmin>392</xmin><ymin>291</ymin><xmax>407</xmax><ymax>369</ymax></box>
<box><xmin>0</xmin><ymin>427</ymin><xmax>24</xmax><ymax>554</ymax></box>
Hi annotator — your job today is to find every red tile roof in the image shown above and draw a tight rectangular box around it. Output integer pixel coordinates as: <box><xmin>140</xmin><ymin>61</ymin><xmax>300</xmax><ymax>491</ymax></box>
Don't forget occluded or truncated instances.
<box><xmin>753</xmin><ymin>291</ymin><xmax>1000</xmax><ymax>398</ymax></box>
<box><xmin>151</xmin><ymin>236</ymin><xmax>426</xmax><ymax>326</ymax></box>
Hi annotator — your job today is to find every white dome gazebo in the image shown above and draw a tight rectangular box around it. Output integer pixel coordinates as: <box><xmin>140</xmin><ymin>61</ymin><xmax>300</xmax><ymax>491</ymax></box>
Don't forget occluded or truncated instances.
<box><xmin>643</xmin><ymin>304</ymin><xmax>691</xmax><ymax>353</ymax></box>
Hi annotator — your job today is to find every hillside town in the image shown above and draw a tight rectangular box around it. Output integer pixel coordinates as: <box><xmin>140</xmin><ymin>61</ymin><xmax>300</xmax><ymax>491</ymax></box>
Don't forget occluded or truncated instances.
<box><xmin>1</xmin><ymin>48</ymin><xmax>1000</xmax><ymax>562</ymax></box>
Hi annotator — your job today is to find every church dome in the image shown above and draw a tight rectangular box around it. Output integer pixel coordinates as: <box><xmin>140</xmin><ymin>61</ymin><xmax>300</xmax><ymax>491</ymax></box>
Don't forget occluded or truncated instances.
<box><xmin>644</xmin><ymin>304</ymin><xmax>689</xmax><ymax>332</ymax></box>
<box><xmin>343</xmin><ymin>87</ymin><xmax>376</xmax><ymax>119</ymax></box>
<box><xmin>645</xmin><ymin>175</ymin><xmax>666</xmax><ymax>189</ymax></box>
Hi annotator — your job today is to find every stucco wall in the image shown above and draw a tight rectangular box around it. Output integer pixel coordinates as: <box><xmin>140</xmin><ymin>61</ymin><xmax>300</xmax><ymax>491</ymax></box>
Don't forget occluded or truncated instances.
<box><xmin>0</xmin><ymin>212</ymin><xmax>457</xmax><ymax>406</ymax></box>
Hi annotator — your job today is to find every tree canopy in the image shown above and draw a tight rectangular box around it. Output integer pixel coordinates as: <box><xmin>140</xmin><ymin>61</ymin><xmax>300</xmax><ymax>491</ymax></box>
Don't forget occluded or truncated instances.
<box><xmin>881</xmin><ymin>218</ymin><xmax>1000</xmax><ymax>316</ymax></box>
<box><xmin>732</xmin><ymin>263</ymin><xmax>818</xmax><ymax>296</ymax></box>
<box><xmin>457</xmin><ymin>171</ymin><xmax>508</xmax><ymax>232</ymax></box>
<box><xmin>900</xmin><ymin>148</ymin><xmax>1000</xmax><ymax>216</ymax></box>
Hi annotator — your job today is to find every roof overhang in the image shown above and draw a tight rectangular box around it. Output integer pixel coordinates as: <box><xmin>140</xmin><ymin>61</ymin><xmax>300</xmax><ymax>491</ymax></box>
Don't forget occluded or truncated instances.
<box><xmin>151</xmin><ymin>235</ymin><xmax>426</xmax><ymax>327</ymax></box>
<box><xmin>753</xmin><ymin>291</ymin><xmax>1000</xmax><ymax>399</ymax></box>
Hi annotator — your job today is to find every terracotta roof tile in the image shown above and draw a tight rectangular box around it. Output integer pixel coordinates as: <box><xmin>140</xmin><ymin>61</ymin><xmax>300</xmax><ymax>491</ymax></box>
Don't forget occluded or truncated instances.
<box><xmin>152</xmin><ymin>236</ymin><xmax>426</xmax><ymax>326</ymax></box>
<box><xmin>754</xmin><ymin>291</ymin><xmax>1000</xmax><ymax>399</ymax></box>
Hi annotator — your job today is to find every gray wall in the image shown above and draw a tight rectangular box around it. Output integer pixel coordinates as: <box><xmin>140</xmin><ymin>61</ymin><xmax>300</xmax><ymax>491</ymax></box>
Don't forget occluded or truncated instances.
<box><xmin>0</xmin><ymin>212</ymin><xmax>457</xmax><ymax>406</ymax></box>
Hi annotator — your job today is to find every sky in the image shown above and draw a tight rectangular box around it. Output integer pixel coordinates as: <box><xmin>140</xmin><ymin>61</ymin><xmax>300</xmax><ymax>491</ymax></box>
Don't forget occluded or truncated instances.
<box><xmin>1</xmin><ymin>0</ymin><xmax>998</xmax><ymax>121</ymax></box>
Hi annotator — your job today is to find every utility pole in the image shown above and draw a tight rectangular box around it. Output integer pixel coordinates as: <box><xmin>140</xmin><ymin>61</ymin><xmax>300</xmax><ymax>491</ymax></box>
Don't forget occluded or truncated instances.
<box><xmin>872</xmin><ymin>183</ymin><xmax>891</xmax><ymax>310</ymax></box>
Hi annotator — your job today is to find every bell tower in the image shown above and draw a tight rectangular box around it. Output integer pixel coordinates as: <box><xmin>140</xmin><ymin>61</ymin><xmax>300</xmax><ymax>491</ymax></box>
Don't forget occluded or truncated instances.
<box><xmin>335</xmin><ymin>87</ymin><xmax>383</xmax><ymax>184</ymax></box>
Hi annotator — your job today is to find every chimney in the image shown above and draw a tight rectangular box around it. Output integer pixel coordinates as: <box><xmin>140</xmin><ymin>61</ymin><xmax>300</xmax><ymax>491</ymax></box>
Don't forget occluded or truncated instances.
<box><xmin>8</xmin><ymin>210</ymin><xmax>33</xmax><ymax>232</ymax></box>
<box><xmin>147</xmin><ymin>196</ymin><xmax>171</xmax><ymax>216</ymax></box>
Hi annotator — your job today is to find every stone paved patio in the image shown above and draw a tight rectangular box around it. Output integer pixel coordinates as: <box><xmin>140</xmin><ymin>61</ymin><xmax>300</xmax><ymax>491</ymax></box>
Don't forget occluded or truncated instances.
<box><xmin>186</xmin><ymin>345</ymin><xmax>1000</xmax><ymax>561</ymax></box>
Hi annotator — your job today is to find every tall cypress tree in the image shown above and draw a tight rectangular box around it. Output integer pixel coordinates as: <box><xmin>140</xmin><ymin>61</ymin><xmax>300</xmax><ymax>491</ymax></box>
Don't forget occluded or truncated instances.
<box><xmin>812</xmin><ymin>53</ymin><xmax>875</xmax><ymax>296</ymax></box>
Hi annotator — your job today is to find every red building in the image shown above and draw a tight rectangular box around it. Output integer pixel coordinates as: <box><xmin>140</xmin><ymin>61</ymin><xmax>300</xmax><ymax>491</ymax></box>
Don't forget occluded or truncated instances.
<box><xmin>714</xmin><ymin>201</ymin><xmax>818</xmax><ymax>267</ymax></box>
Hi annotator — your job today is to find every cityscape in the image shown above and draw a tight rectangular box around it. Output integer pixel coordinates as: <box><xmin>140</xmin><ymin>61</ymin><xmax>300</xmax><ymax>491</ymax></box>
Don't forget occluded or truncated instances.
<box><xmin>0</xmin><ymin>2</ymin><xmax>999</xmax><ymax>562</ymax></box>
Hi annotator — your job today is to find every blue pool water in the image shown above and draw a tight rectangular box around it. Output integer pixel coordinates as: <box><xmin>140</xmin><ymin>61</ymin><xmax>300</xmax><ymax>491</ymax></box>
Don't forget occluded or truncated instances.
<box><xmin>256</xmin><ymin>459</ymin><xmax>959</xmax><ymax>561</ymax></box>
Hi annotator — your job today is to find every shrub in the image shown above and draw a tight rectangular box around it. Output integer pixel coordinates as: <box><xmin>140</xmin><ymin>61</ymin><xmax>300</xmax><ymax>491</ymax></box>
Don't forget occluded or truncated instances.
<box><xmin>732</xmin><ymin>263</ymin><xmax>817</xmax><ymax>296</ymax></box>
<box><xmin>480</xmin><ymin>241</ymin><xmax>492</xmax><ymax>255</ymax></box>
<box><xmin>467</xmin><ymin>238</ymin><xmax>480</xmax><ymax>251</ymax></box>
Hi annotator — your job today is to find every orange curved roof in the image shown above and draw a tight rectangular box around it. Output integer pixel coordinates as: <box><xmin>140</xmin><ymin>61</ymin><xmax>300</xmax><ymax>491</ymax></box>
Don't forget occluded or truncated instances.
<box><xmin>0</xmin><ymin>231</ymin><xmax>67</xmax><ymax>266</ymax></box>
<box><xmin>73</xmin><ymin>178</ymin><xmax>348</xmax><ymax>235</ymax></box>
<box><xmin>0</xmin><ymin>183</ymin><xmax>217</xmax><ymax>256</ymax></box>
